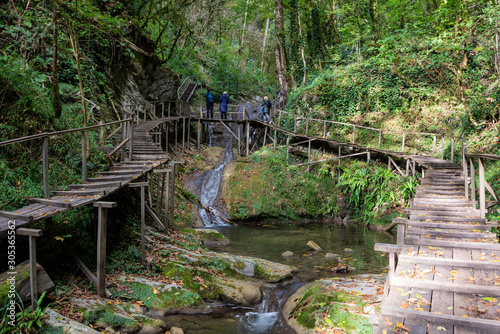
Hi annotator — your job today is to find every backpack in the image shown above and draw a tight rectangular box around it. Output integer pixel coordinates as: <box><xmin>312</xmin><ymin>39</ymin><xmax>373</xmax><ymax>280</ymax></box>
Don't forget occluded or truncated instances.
<box><xmin>207</xmin><ymin>93</ymin><xmax>214</xmax><ymax>103</ymax></box>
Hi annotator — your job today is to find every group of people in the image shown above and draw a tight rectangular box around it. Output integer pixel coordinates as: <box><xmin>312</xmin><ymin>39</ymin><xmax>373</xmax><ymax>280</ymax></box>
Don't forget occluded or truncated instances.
<box><xmin>205</xmin><ymin>88</ymin><xmax>279</xmax><ymax>123</ymax></box>
<box><xmin>205</xmin><ymin>88</ymin><xmax>229</xmax><ymax>119</ymax></box>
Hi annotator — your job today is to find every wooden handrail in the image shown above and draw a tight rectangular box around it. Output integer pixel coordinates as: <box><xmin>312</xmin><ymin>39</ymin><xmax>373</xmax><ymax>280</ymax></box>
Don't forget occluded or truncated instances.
<box><xmin>0</xmin><ymin>119</ymin><xmax>133</xmax><ymax>147</ymax></box>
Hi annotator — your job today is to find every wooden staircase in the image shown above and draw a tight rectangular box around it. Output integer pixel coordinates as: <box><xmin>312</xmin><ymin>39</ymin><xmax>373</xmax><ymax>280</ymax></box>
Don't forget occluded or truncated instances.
<box><xmin>375</xmin><ymin>161</ymin><xmax>500</xmax><ymax>334</ymax></box>
<box><xmin>179</xmin><ymin>83</ymin><xmax>198</xmax><ymax>102</ymax></box>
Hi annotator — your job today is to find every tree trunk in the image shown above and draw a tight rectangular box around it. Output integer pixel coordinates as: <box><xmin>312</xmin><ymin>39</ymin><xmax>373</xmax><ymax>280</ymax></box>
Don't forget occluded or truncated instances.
<box><xmin>261</xmin><ymin>17</ymin><xmax>270</xmax><ymax>72</ymax></box>
<box><xmin>52</xmin><ymin>3</ymin><xmax>62</xmax><ymax>118</ymax></box>
<box><xmin>241</xmin><ymin>0</ymin><xmax>250</xmax><ymax>47</ymax></box>
<box><xmin>68</xmin><ymin>29</ymin><xmax>90</xmax><ymax>158</ymax></box>
<box><xmin>274</xmin><ymin>0</ymin><xmax>290</xmax><ymax>94</ymax></box>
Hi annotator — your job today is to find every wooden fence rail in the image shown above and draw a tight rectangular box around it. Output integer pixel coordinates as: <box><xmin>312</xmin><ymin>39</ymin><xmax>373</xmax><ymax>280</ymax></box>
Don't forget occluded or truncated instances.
<box><xmin>0</xmin><ymin>119</ymin><xmax>133</xmax><ymax>199</ymax></box>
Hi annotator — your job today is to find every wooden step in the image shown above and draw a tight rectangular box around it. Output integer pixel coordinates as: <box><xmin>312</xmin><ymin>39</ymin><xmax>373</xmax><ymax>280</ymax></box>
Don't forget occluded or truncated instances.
<box><xmin>67</xmin><ymin>182</ymin><xmax>122</xmax><ymax>189</ymax></box>
<box><xmin>87</xmin><ymin>175</ymin><xmax>142</xmax><ymax>182</ymax></box>
<box><xmin>412</xmin><ymin>199</ymin><xmax>472</xmax><ymax>206</ymax></box>
<box><xmin>406</xmin><ymin>227</ymin><xmax>496</xmax><ymax>239</ymax></box>
<box><xmin>418</xmin><ymin>185</ymin><xmax>465</xmax><ymax>191</ymax></box>
<box><xmin>398</xmin><ymin>254</ymin><xmax>500</xmax><ymax>270</ymax></box>
<box><xmin>390</xmin><ymin>277</ymin><xmax>500</xmax><ymax>296</ymax></box>
<box><xmin>406</xmin><ymin>221</ymin><xmax>496</xmax><ymax>230</ymax></box>
<box><xmin>29</xmin><ymin>198</ymin><xmax>73</xmax><ymax>209</ymax></box>
<box><xmin>52</xmin><ymin>189</ymin><xmax>106</xmax><ymax>196</ymax></box>
<box><xmin>96</xmin><ymin>170</ymin><xmax>147</xmax><ymax>176</ymax></box>
<box><xmin>408</xmin><ymin>215</ymin><xmax>485</xmax><ymax>223</ymax></box>
<box><xmin>408</xmin><ymin>209</ymin><xmax>480</xmax><ymax>217</ymax></box>
<box><xmin>415</xmin><ymin>189</ymin><xmax>465</xmax><ymax>196</ymax></box>
<box><xmin>404</xmin><ymin>237</ymin><xmax>500</xmax><ymax>249</ymax></box>
<box><xmin>409</xmin><ymin>205</ymin><xmax>478</xmax><ymax>213</ymax></box>
<box><xmin>380</xmin><ymin>306</ymin><xmax>500</xmax><ymax>332</ymax></box>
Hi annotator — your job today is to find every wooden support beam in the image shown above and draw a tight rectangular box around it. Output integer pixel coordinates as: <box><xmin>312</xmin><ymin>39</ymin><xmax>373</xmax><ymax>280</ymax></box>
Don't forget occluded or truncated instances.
<box><xmin>479</xmin><ymin>158</ymin><xmax>486</xmax><ymax>219</ymax></box>
<box><xmin>82</xmin><ymin>131</ymin><xmax>87</xmax><ymax>183</ymax></box>
<box><xmin>107</xmin><ymin>138</ymin><xmax>129</xmax><ymax>157</ymax></box>
<box><xmin>93</xmin><ymin>201</ymin><xmax>116</xmax><ymax>297</ymax></box>
<box><xmin>246</xmin><ymin>122</ymin><xmax>250</xmax><ymax>156</ymax></box>
<box><xmin>470</xmin><ymin>158</ymin><xmax>476</xmax><ymax>206</ymax></box>
<box><xmin>73</xmin><ymin>255</ymin><xmax>112</xmax><ymax>298</ymax></box>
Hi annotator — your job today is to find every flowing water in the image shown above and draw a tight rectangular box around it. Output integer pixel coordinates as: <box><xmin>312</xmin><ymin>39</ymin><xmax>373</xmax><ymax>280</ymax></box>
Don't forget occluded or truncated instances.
<box><xmin>171</xmin><ymin>121</ymin><xmax>393</xmax><ymax>333</ymax></box>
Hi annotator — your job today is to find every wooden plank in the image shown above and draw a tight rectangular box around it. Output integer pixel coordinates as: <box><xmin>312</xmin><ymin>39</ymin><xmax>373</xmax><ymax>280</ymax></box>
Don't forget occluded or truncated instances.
<box><xmin>391</xmin><ymin>276</ymin><xmax>500</xmax><ymax>296</ymax></box>
<box><xmin>382</xmin><ymin>306</ymin><xmax>500</xmax><ymax>331</ymax></box>
<box><xmin>406</xmin><ymin>228</ymin><xmax>496</xmax><ymax>239</ymax></box>
<box><xmin>93</xmin><ymin>201</ymin><xmax>117</xmax><ymax>209</ymax></box>
<box><xmin>399</xmin><ymin>255</ymin><xmax>500</xmax><ymax>271</ymax></box>
<box><xmin>406</xmin><ymin>221</ymin><xmax>495</xmax><ymax>230</ymax></box>
<box><xmin>0</xmin><ymin>210</ymin><xmax>34</xmax><ymax>222</ymax></box>
<box><xmin>428</xmin><ymin>246</ymin><xmax>454</xmax><ymax>334</ymax></box>
<box><xmin>52</xmin><ymin>190</ymin><xmax>106</xmax><ymax>196</ymax></box>
<box><xmin>29</xmin><ymin>198</ymin><xmax>73</xmax><ymax>209</ymax></box>
<box><xmin>17</xmin><ymin>228</ymin><xmax>43</xmax><ymax>237</ymax></box>
<box><xmin>405</xmin><ymin>238</ymin><xmax>500</xmax><ymax>250</ymax></box>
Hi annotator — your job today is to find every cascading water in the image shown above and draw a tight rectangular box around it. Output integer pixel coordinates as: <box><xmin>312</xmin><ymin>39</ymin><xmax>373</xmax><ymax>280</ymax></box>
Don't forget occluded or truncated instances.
<box><xmin>197</xmin><ymin>125</ymin><xmax>234</xmax><ymax>227</ymax></box>
<box><xmin>235</xmin><ymin>280</ymin><xmax>304</xmax><ymax>334</ymax></box>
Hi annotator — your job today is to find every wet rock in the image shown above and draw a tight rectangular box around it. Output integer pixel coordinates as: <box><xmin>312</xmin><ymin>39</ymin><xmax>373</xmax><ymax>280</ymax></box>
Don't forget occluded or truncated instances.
<box><xmin>138</xmin><ymin>324</ymin><xmax>164</xmax><ymax>334</ymax></box>
<box><xmin>191</xmin><ymin>228</ymin><xmax>230</xmax><ymax>247</ymax></box>
<box><xmin>241</xmin><ymin>285</ymin><xmax>262</xmax><ymax>304</ymax></box>
<box><xmin>332</xmin><ymin>264</ymin><xmax>356</xmax><ymax>273</ymax></box>
<box><xmin>307</xmin><ymin>240</ymin><xmax>323</xmax><ymax>252</ymax></box>
<box><xmin>282</xmin><ymin>251</ymin><xmax>294</xmax><ymax>258</ymax></box>
<box><xmin>344</xmin><ymin>248</ymin><xmax>355</xmax><ymax>254</ymax></box>
<box><xmin>170</xmin><ymin>328</ymin><xmax>184</xmax><ymax>334</ymax></box>
<box><xmin>325</xmin><ymin>253</ymin><xmax>341</xmax><ymax>261</ymax></box>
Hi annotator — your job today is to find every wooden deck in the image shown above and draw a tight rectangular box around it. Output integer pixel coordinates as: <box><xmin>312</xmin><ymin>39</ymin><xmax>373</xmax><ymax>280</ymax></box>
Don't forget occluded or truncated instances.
<box><xmin>374</xmin><ymin>157</ymin><xmax>500</xmax><ymax>334</ymax></box>
<box><xmin>0</xmin><ymin>118</ymin><xmax>174</xmax><ymax>233</ymax></box>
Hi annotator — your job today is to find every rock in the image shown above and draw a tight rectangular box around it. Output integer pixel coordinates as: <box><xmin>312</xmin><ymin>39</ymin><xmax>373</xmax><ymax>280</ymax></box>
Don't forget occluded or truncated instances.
<box><xmin>344</xmin><ymin>248</ymin><xmax>355</xmax><ymax>254</ymax></box>
<box><xmin>325</xmin><ymin>253</ymin><xmax>341</xmax><ymax>261</ymax></box>
<box><xmin>332</xmin><ymin>264</ymin><xmax>355</xmax><ymax>273</ymax></box>
<box><xmin>45</xmin><ymin>308</ymin><xmax>101</xmax><ymax>334</ymax></box>
<box><xmin>281</xmin><ymin>251</ymin><xmax>294</xmax><ymax>258</ymax></box>
<box><xmin>0</xmin><ymin>260</ymin><xmax>54</xmax><ymax>301</ymax></box>
<box><xmin>306</xmin><ymin>240</ymin><xmax>323</xmax><ymax>252</ymax></box>
<box><xmin>104</xmin><ymin>327</ymin><xmax>116</xmax><ymax>334</ymax></box>
<box><xmin>170</xmin><ymin>327</ymin><xmax>184</xmax><ymax>334</ymax></box>
<box><xmin>138</xmin><ymin>324</ymin><xmax>163</xmax><ymax>334</ymax></box>
<box><xmin>241</xmin><ymin>285</ymin><xmax>262</xmax><ymax>304</ymax></box>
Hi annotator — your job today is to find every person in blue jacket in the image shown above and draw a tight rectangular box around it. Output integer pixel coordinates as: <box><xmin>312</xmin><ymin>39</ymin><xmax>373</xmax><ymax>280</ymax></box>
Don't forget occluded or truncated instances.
<box><xmin>219</xmin><ymin>91</ymin><xmax>229</xmax><ymax>119</ymax></box>
<box><xmin>205</xmin><ymin>88</ymin><xmax>214</xmax><ymax>118</ymax></box>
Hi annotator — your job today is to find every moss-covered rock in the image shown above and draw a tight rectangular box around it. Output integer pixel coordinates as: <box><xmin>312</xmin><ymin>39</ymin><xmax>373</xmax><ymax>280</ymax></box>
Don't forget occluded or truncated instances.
<box><xmin>283</xmin><ymin>275</ymin><xmax>384</xmax><ymax>334</ymax></box>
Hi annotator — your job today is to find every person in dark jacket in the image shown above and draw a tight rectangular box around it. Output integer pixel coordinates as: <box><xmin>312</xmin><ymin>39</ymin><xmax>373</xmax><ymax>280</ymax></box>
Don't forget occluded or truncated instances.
<box><xmin>219</xmin><ymin>91</ymin><xmax>229</xmax><ymax>119</ymax></box>
<box><xmin>262</xmin><ymin>96</ymin><xmax>272</xmax><ymax>123</ymax></box>
<box><xmin>205</xmin><ymin>88</ymin><xmax>214</xmax><ymax>118</ymax></box>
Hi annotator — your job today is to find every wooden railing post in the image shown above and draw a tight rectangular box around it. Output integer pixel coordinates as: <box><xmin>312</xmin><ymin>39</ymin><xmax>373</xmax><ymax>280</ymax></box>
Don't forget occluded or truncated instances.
<box><xmin>17</xmin><ymin>228</ymin><xmax>42</xmax><ymax>310</ymax></box>
<box><xmin>450</xmin><ymin>138</ymin><xmax>454</xmax><ymax>163</ymax></box>
<box><xmin>352</xmin><ymin>126</ymin><xmax>356</xmax><ymax>144</ymax></box>
<box><xmin>401</xmin><ymin>132</ymin><xmax>406</xmax><ymax>152</ymax></box>
<box><xmin>462</xmin><ymin>143</ymin><xmax>469</xmax><ymax>200</ymax></box>
<box><xmin>128</xmin><ymin>119</ymin><xmax>133</xmax><ymax>161</ymax></box>
<box><xmin>307</xmin><ymin>140</ymin><xmax>311</xmax><ymax>172</ymax></box>
<box><xmin>82</xmin><ymin>131</ymin><xmax>87</xmax><ymax>183</ymax></box>
<box><xmin>294</xmin><ymin>115</ymin><xmax>297</xmax><ymax>132</ymax></box>
<box><xmin>323</xmin><ymin>121</ymin><xmax>326</xmax><ymax>138</ymax></box>
<box><xmin>306</xmin><ymin>118</ymin><xmax>309</xmax><ymax>134</ymax></box>
<box><xmin>278</xmin><ymin>110</ymin><xmax>282</xmax><ymax>127</ymax></box>
<box><xmin>478</xmin><ymin>158</ymin><xmax>486</xmax><ymax>219</ymax></box>
<box><xmin>441</xmin><ymin>136</ymin><xmax>444</xmax><ymax>160</ymax></box>
<box><xmin>378</xmin><ymin>130</ymin><xmax>382</xmax><ymax>149</ymax></box>
<box><xmin>470</xmin><ymin>158</ymin><xmax>476</xmax><ymax>207</ymax></box>
<box><xmin>432</xmin><ymin>135</ymin><xmax>436</xmax><ymax>156</ymax></box>
<box><xmin>42</xmin><ymin>137</ymin><xmax>49</xmax><ymax>198</ymax></box>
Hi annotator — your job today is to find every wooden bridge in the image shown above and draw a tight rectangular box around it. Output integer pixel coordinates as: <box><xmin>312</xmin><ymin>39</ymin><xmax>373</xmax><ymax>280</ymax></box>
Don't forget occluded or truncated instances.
<box><xmin>2</xmin><ymin>93</ymin><xmax>500</xmax><ymax>333</ymax></box>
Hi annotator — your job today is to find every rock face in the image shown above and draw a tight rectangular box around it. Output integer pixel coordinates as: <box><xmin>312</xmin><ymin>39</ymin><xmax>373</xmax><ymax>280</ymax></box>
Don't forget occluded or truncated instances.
<box><xmin>106</xmin><ymin>27</ymin><xmax>179</xmax><ymax>111</ymax></box>
<box><xmin>45</xmin><ymin>308</ymin><xmax>101</xmax><ymax>334</ymax></box>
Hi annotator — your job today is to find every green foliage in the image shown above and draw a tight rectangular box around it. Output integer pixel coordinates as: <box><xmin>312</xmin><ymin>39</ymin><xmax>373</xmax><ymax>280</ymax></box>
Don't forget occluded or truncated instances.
<box><xmin>1</xmin><ymin>291</ymin><xmax>48</xmax><ymax>334</ymax></box>
<box><xmin>338</xmin><ymin>161</ymin><xmax>417</xmax><ymax>224</ymax></box>
<box><xmin>228</xmin><ymin>148</ymin><xmax>338</xmax><ymax>220</ymax></box>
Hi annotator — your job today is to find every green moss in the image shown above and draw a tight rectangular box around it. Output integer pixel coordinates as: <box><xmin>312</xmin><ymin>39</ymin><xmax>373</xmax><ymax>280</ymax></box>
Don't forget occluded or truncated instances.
<box><xmin>111</xmin><ymin>281</ymin><xmax>205</xmax><ymax>310</ymax></box>
<box><xmin>84</xmin><ymin>305</ymin><xmax>138</xmax><ymax>328</ymax></box>
<box><xmin>40</xmin><ymin>325</ymin><xmax>65</xmax><ymax>334</ymax></box>
<box><xmin>233</xmin><ymin>261</ymin><xmax>246</xmax><ymax>270</ymax></box>
<box><xmin>291</xmin><ymin>283</ymin><xmax>372</xmax><ymax>332</ymax></box>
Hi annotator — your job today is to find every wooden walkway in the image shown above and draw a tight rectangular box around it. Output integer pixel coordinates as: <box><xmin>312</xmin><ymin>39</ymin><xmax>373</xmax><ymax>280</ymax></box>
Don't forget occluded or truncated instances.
<box><xmin>374</xmin><ymin>157</ymin><xmax>500</xmax><ymax>334</ymax></box>
<box><xmin>0</xmin><ymin>118</ymin><xmax>173</xmax><ymax>233</ymax></box>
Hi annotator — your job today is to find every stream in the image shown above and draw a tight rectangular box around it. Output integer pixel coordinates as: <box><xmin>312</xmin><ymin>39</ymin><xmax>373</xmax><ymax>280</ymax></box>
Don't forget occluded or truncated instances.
<box><xmin>167</xmin><ymin>121</ymin><xmax>392</xmax><ymax>333</ymax></box>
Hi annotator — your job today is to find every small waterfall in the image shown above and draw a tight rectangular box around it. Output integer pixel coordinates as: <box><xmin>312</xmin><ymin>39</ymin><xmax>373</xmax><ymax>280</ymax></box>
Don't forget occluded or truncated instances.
<box><xmin>237</xmin><ymin>280</ymin><xmax>304</xmax><ymax>334</ymax></box>
<box><xmin>198</xmin><ymin>133</ymin><xmax>234</xmax><ymax>227</ymax></box>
